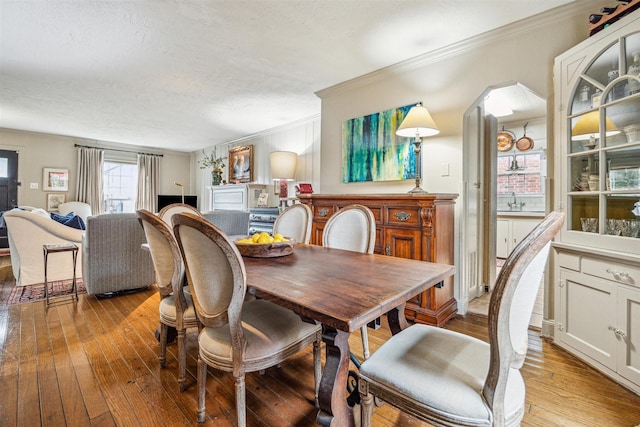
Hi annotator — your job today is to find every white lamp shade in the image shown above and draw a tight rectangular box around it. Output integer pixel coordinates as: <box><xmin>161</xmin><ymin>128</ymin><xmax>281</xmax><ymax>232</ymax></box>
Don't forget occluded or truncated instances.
<box><xmin>270</xmin><ymin>151</ymin><xmax>298</xmax><ymax>180</ymax></box>
<box><xmin>396</xmin><ymin>103</ymin><xmax>440</xmax><ymax>138</ymax></box>
<box><xmin>572</xmin><ymin>111</ymin><xmax>620</xmax><ymax>140</ymax></box>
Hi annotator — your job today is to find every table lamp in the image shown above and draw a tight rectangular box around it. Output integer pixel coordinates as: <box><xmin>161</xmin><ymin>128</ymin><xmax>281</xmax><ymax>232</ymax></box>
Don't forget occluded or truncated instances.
<box><xmin>395</xmin><ymin>103</ymin><xmax>440</xmax><ymax>193</ymax></box>
<box><xmin>270</xmin><ymin>151</ymin><xmax>298</xmax><ymax>199</ymax></box>
<box><xmin>571</xmin><ymin>110</ymin><xmax>619</xmax><ymax>149</ymax></box>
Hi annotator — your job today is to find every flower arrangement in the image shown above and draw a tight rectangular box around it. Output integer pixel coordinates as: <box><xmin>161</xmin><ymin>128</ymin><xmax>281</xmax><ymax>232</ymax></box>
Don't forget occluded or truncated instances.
<box><xmin>199</xmin><ymin>148</ymin><xmax>227</xmax><ymax>185</ymax></box>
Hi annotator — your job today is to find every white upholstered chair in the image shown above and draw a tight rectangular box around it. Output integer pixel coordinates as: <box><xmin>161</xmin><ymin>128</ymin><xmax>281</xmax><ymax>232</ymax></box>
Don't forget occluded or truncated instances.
<box><xmin>57</xmin><ymin>201</ymin><xmax>92</xmax><ymax>223</ymax></box>
<box><xmin>137</xmin><ymin>209</ymin><xmax>198</xmax><ymax>392</ymax></box>
<box><xmin>322</xmin><ymin>204</ymin><xmax>376</xmax><ymax>359</ymax></box>
<box><xmin>272</xmin><ymin>203</ymin><xmax>313</xmax><ymax>244</ymax></box>
<box><xmin>358</xmin><ymin>211</ymin><xmax>565</xmax><ymax>427</ymax></box>
<box><xmin>172</xmin><ymin>213</ymin><xmax>322</xmax><ymax>426</ymax></box>
<box><xmin>158</xmin><ymin>203</ymin><xmax>202</xmax><ymax>228</ymax></box>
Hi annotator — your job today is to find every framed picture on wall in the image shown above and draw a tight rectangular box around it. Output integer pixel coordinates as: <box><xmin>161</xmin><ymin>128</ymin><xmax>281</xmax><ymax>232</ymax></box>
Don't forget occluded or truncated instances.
<box><xmin>228</xmin><ymin>145</ymin><xmax>253</xmax><ymax>184</ymax></box>
<box><xmin>43</xmin><ymin>167</ymin><xmax>69</xmax><ymax>191</ymax></box>
<box><xmin>46</xmin><ymin>193</ymin><xmax>66</xmax><ymax>212</ymax></box>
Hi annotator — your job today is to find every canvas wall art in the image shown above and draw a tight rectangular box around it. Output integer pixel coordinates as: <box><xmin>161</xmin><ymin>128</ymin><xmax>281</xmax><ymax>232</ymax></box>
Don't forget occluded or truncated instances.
<box><xmin>342</xmin><ymin>104</ymin><xmax>415</xmax><ymax>183</ymax></box>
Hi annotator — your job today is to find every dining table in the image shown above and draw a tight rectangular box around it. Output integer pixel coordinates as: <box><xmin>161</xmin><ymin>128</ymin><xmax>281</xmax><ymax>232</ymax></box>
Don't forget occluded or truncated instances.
<box><xmin>243</xmin><ymin>243</ymin><xmax>456</xmax><ymax>427</ymax></box>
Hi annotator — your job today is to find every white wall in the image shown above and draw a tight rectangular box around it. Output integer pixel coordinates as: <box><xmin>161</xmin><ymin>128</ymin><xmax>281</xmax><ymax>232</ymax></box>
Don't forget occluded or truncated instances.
<box><xmin>193</xmin><ymin>116</ymin><xmax>320</xmax><ymax>208</ymax></box>
<box><xmin>0</xmin><ymin>128</ymin><xmax>191</xmax><ymax>210</ymax></box>
<box><xmin>314</xmin><ymin>0</ymin><xmax>608</xmax><ymax>309</ymax></box>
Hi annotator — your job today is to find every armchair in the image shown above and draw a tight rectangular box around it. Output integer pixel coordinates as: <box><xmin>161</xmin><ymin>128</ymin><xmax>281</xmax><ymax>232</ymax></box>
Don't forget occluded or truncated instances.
<box><xmin>4</xmin><ymin>208</ymin><xmax>84</xmax><ymax>286</ymax></box>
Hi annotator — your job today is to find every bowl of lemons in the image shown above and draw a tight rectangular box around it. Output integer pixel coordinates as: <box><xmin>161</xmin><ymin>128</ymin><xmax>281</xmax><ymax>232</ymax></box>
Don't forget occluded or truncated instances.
<box><xmin>234</xmin><ymin>232</ymin><xmax>295</xmax><ymax>257</ymax></box>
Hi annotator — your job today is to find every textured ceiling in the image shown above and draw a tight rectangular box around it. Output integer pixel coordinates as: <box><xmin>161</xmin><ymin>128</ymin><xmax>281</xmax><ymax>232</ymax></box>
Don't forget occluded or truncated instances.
<box><xmin>0</xmin><ymin>0</ymin><xmax>573</xmax><ymax>152</ymax></box>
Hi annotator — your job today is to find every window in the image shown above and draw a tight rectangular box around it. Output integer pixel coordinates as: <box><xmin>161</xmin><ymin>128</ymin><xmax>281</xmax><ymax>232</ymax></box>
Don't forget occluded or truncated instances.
<box><xmin>497</xmin><ymin>152</ymin><xmax>544</xmax><ymax>196</ymax></box>
<box><xmin>103</xmin><ymin>161</ymin><xmax>137</xmax><ymax>213</ymax></box>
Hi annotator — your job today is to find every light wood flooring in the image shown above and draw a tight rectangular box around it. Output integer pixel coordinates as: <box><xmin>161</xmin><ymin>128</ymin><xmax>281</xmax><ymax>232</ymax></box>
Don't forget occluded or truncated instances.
<box><xmin>0</xmin><ymin>268</ymin><xmax>639</xmax><ymax>426</ymax></box>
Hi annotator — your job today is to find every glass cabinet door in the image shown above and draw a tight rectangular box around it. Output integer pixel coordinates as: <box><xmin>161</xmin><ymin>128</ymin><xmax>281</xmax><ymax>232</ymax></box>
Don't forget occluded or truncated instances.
<box><xmin>567</xmin><ymin>30</ymin><xmax>640</xmax><ymax>239</ymax></box>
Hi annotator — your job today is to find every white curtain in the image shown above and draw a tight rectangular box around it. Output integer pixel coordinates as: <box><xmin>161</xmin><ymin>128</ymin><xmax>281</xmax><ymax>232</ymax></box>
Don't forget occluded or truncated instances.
<box><xmin>136</xmin><ymin>154</ymin><xmax>160</xmax><ymax>212</ymax></box>
<box><xmin>76</xmin><ymin>147</ymin><xmax>104</xmax><ymax>215</ymax></box>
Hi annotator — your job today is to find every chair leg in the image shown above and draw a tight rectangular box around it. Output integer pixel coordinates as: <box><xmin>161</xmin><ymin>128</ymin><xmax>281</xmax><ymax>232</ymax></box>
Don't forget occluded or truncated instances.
<box><xmin>177</xmin><ymin>328</ymin><xmax>186</xmax><ymax>391</ymax></box>
<box><xmin>235</xmin><ymin>374</ymin><xmax>246</xmax><ymax>427</ymax></box>
<box><xmin>313</xmin><ymin>333</ymin><xmax>322</xmax><ymax>408</ymax></box>
<box><xmin>159</xmin><ymin>323</ymin><xmax>168</xmax><ymax>367</ymax></box>
<box><xmin>197</xmin><ymin>357</ymin><xmax>207</xmax><ymax>423</ymax></box>
<box><xmin>360</xmin><ymin>382</ymin><xmax>374</xmax><ymax>427</ymax></box>
<box><xmin>361</xmin><ymin>326</ymin><xmax>370</xmax><ymax>360</ymax></box>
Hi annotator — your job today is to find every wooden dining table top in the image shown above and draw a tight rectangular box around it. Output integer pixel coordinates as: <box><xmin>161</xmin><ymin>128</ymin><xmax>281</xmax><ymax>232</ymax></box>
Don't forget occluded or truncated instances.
<box><xmin>243</xmin><ymin>243</ymin><xmax>456</xmax><ymax>333</ymax></box>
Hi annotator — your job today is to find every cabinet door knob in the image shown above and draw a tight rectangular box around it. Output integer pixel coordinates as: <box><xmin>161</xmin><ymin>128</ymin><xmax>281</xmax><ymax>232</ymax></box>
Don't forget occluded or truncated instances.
<box><xmin>608</xmin><ymin>325</ymin><xmax>627</xmax><ymax>338</ymax></box>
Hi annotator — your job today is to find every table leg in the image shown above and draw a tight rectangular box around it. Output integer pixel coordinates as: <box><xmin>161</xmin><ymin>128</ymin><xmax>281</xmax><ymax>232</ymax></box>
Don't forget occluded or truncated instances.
<box><xmin>387</xmin><ymin>302</ymin><xmax>409</xmax><ymax>335</ymax></box>
<box><xmin>316</xmin><ymin>326</ymin><xmax>354</xmax><ymax>427</ymax></box>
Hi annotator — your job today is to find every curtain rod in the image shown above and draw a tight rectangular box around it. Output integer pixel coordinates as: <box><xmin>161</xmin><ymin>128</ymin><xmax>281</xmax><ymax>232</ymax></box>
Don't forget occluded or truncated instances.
<box><xmin>74</xmin><ymin>144</ymin><xmax>164</xmax><ymax>157</ymax></box>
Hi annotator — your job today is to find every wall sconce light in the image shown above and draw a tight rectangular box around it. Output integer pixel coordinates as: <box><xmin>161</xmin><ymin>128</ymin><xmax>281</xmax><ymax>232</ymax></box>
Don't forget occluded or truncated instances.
<box><xmin>174</xmin><ymin>181</ymin><xmax>184</xmax><ymax>204</ymax></box>
<box><xmin>395</xmin><ymin>103</ymin><xmax>440</xmax><ymax>193</ymax></box>
<box><xmin>269</xmin><ymin>151</ymin><xmax>298</xmax><ymax>199</ymax></box>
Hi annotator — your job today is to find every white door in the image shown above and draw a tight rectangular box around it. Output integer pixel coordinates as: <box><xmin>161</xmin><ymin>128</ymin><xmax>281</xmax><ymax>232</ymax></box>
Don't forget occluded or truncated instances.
<box><xmin>462</xmin><ymin>105</ymin><xmax>483</xmax><ymax>303</ymax></box>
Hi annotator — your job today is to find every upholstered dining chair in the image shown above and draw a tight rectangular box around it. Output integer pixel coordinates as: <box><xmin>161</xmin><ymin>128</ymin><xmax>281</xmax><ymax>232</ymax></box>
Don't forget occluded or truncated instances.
<box><xmin>358</xmin><ymin>211</ymin><xmax>565</xmax><ymax>427</ymax></box>
<box><xmin>272</xmin><ymin>203</ymin><xmax>313</xmax><ymax>244</ymax></box>
<box><xmin>172</xmin><ymin>212</ymin><xmax>322</xmax><ymax>426</ymax></box>
<box><xmin>136</xmin><ymin>209</ymin><xmax>198</xmax><ymax>392</ymax></box>
<box><xmin>322</xmin><ymin>204</ymin><xmax>376</xmax><ymax>359</ymax></box>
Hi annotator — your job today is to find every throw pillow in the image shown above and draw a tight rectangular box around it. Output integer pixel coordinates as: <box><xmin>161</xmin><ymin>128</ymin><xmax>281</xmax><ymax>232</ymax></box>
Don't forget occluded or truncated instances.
<box><xmin>50</xmin><ymin>212</ymin><xmax>86</xmax><ymax>230</ymax></box>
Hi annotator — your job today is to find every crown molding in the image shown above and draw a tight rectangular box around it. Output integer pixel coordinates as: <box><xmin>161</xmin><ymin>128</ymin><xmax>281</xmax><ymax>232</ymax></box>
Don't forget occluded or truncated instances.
<box><xmin>316</xmin><ymin>0</ymin><xmax>606</xmax><ymax>98</ymax></box>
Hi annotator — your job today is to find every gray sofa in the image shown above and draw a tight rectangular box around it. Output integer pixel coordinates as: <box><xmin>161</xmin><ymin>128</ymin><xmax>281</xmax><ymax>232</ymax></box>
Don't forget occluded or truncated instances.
<box><xmin>81</xmin><ymin>210</ymin><xmax>250</xmax><ymax>297</ymax></box>
<box><xmin>82</xmin><ymin>213</ymin><xmax>155</xmax><ymax>296</ymax></box>
<box><xmin>202</xmin><ymin>210</ymin><xmax>250</xmax><ymax>237</ymax></box>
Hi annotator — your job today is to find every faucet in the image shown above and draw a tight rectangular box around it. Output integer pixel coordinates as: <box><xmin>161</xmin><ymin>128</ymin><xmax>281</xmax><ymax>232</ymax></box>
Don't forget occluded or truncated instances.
<box><xmin>507</xmin><ymin>192</ymin><xmax>526</xmax><ymax>211</ymax></box>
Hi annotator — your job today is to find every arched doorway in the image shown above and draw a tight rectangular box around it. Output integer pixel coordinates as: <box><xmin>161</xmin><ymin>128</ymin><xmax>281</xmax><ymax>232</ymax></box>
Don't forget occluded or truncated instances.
<box><xmin>461</xmin><ymin>82</ymin><xmax>547</xmax><ymax>327</ymax></box>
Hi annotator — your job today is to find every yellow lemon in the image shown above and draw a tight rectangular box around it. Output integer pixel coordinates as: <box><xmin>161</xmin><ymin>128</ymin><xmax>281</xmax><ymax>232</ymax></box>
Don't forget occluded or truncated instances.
<box><xmin>251</xmin><ymin>233</ymin><xmax>260</xmax><ymax>243</ymax></box>
<box><xmin>274</xmin><ymin>233</ymin><xmax>284</xmax><ymax>240</ymax></box>
<box><xmin>258</xmin><ymin>235</ymin><xmax>274</xmax><ymax>244</ymax></box>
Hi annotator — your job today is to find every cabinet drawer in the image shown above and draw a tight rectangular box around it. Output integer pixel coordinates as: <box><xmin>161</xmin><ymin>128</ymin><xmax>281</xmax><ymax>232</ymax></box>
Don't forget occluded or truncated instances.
<box><xmin>386</xmin><ymin>207</ymin><xmax>420</xmax><ymax>227</ymax></box>
<box><xmin>313</xmin><ymin>206</ymin><xmax>334</xmax><ymax>219</ymax></box>
<box><xmin>582</xmin><ymin>257</ymin><xmax>640</xmax><ymax>287</ymax></box>
<box><xmin>558</xmin><ymin>251</ymin><xmax>581</xmax><ymax>271</ymax></box>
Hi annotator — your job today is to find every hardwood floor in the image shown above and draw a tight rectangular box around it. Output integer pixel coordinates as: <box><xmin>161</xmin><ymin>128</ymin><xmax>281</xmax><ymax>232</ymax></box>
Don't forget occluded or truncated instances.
<box><xmin>1</xmin><ymin>270</ymin><xmax>639</xmax><ymax>426</ymax></box>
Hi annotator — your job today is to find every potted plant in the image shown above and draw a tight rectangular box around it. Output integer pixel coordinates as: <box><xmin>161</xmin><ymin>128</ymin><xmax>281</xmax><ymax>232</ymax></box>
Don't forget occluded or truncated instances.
<box><xmin>199</xmin><ymin>149</ymin><xmax>227</xmax><ymax>186</ymax></box>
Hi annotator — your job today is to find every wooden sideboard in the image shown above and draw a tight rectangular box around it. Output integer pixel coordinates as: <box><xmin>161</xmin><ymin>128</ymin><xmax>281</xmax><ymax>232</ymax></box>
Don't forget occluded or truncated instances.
<box><xmin>298</xmin><ymin>193</ymin><xmax>458</xmax><ymax>326</ymax></box>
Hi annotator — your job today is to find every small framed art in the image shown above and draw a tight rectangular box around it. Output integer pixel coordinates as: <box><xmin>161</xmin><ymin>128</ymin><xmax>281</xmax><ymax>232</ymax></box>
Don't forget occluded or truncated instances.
<box><xmin>46</xmin><ymin>193</ymin><xmax>66</xmax><ymax>212</ymax></box>
<box><xmin>43</xmin><ymin>168</ymin><xmax>69</xmax><ymax>191</ymax></box>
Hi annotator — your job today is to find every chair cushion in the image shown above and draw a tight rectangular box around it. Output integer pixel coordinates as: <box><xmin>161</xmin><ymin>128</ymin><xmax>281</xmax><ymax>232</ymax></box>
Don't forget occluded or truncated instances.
<box><xmin>359</xmin><ymin>324</ymin><xmax>525</xmax><ymax>425</ymax></box>
<box><xmin>159</xmin><ymin>293</ymin><xmax>197</xmax><ymax>326</ymax></box>
<box><xmin>198</xmin><ymin>299</ymin><xmax>320</xmax><ymax>368</ymax></box>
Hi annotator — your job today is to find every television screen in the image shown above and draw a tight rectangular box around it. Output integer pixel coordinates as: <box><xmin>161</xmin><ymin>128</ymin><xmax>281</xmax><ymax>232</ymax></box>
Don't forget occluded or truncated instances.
<box><xmin>157</xmin><ymin>195</ymin><xmax>198</xmax><ymax>211</ymax></box>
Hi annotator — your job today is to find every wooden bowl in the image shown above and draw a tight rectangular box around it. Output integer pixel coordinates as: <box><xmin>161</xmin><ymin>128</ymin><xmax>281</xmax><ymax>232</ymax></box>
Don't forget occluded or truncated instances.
<box><xmin>234</xmin><ymin>237</ymin><xmax>295</xmax><ymax>258</ymax></box>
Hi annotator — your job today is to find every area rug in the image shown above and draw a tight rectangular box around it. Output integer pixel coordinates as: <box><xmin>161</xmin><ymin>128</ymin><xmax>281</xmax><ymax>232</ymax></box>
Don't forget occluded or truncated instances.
<box><xmin>6</xmin><ymin>279</ymin><xmax>86</xmax><ymax>305</ymax></box>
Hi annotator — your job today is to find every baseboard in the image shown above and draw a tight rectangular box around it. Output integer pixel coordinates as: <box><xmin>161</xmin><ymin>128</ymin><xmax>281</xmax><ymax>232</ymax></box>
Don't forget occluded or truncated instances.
<box><xmin>540</xmin><ymin>319</ymin><xmax>555</xmax><ymax>338</ymax></box>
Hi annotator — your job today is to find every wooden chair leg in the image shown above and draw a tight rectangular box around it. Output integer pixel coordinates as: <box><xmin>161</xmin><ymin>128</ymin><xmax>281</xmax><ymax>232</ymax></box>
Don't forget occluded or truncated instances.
<box><xmin>313</xmin><ymin>332</ymin><xmax>322</xmax><ymax>407</ymax></box>
<box><xmin>360</xmin><ymin>383</ymin><xmax>374</xmax><ymax>427</ymax></box>
<box><xmin>177</xmin><ymin>328</ymin><xmax>186</xmax><ymax>391</ymax></box>
<box><xmin>159</xmin><ymin>323</ymin><xmax>168</xmax><ymax>367</ymax></box>
<box><xmin>361</xmin><ymin>326</ymin><xmax>370</xmax><ymax>360</ymax></box>
<box><xmin>235</xmin><ymin>374</ymin><xmax>246</xmax><ymax>427</ymax></box>
<box><xmin>197</xmin><ymin>357</ymin><xmax>207</xmax><ymax>423</ymax></box>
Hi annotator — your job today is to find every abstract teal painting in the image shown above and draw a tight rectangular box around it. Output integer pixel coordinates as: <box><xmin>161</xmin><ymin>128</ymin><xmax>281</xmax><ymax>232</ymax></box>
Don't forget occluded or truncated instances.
<box><xmin>342</xmin><ymin>104</ymin><xmax>415</xmax><ymax>183</ymax></box>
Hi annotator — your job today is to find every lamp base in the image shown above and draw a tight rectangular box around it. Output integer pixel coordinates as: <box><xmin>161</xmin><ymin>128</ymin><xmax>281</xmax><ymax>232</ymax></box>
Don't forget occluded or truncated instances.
<box><xmin>278</xmin><ymin>179</ymin><xmax>288</xmax><ymax>198</ymax></box>
<box><xmin>408</xmin><ymin>186</ymin><xmax>427</xmax><ymax>194</ymax></box>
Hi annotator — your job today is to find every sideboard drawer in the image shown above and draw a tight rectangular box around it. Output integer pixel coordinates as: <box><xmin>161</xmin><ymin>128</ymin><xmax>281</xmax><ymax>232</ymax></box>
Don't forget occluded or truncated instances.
<box><xmin>582</xmin><ymin>257</ymin><xmax>640</xmax><ymax>287</ymax></box>
<box><xmin>386</xmin><ymin>207</ymin><xmax>420</xmax><ymax>227</ymax></box>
